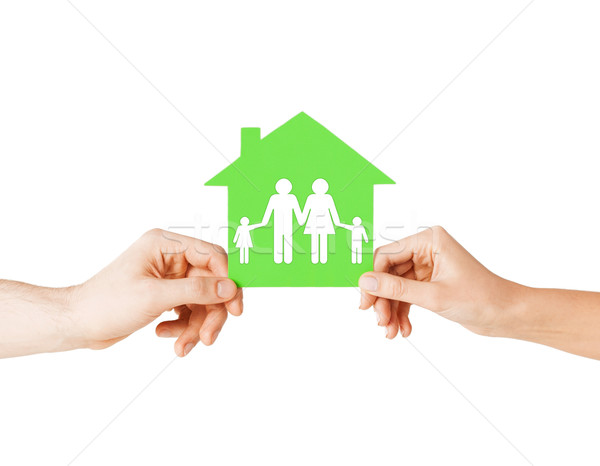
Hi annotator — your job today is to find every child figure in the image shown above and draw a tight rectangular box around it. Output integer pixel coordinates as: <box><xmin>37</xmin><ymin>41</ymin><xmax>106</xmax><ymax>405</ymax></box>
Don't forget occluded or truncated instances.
<box><xmin>234</xmin><ymin>217</ymin><xmax>261</xmax><ymax>264</ymax></box>
<box><xmin>341</xmin><ymin>217</ymin><xmax>369</xmax><ymax>264</ymax></box>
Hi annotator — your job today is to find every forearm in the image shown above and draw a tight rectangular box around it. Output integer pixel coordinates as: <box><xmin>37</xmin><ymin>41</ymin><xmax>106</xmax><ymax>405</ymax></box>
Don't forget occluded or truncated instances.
<box><xmin>0</xmin><ymin>280</ymin><xmax>84</xmax><ymax>358</ymax></box>
<box><xmin>501</xmin><ymin>285</ymin><xmax>600</xmax><ymax>359</ymax></box>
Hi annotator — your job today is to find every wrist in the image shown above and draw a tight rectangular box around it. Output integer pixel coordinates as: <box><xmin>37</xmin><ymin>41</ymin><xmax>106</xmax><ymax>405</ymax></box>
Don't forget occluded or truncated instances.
<box><xmin>48</xmin><ymin>285</ymin><xmax>89</xmax><ymax>352</ymax></box>
<box><xmin>487</xmin><ymin>281</ymin><xmax>540</xmax><ymax>340</ymax></box>
<box><xmin>59</xmin><ymin>283</ymin><xmax>101</xmax><ymax>351</ymax></box>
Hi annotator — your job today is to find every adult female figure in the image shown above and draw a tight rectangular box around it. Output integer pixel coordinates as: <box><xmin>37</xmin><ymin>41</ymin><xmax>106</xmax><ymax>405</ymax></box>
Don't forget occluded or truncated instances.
<box><xmin>301</xmin><ymin>178</ymin><xmax>342</xmax><ymax>264</ymax></box>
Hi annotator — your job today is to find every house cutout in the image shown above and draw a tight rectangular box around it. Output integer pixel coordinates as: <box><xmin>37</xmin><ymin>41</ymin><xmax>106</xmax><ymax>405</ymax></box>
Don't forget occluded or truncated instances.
<box><xmin>206</xmin><ymin>112</ymin><xmax>394</xmax><ymax>287</ymax></box>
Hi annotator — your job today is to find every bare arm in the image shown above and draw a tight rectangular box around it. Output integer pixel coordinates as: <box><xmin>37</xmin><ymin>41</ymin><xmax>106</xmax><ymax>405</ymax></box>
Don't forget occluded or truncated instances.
<box><xmin>506</xmin><ymin>288</ymin><xmax>600</xmax><ymax>359</ymax></box>
<box><xmin>0</xmin><ymin>280</ymin><xmax>80</xmax><ymax>357</ymax></box>
<box><xmin>358</xmin><ymin>226</ymin><xmax>600</xmax><ymax>360</ymax></box>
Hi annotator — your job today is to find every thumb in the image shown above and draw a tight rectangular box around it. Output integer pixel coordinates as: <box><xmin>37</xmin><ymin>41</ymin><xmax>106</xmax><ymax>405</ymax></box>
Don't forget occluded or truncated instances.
<box><xmin>151</xmin><ymin>276</ymin><xmax>238</xmax><ymax>310</ymax></box>
<box><xmin>358</xmin><ymin>272</ymin><xmax>442</xmax><ymax>311</ymax></box>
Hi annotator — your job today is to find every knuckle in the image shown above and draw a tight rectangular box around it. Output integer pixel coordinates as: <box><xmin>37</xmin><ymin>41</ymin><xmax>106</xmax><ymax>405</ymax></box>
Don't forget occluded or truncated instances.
<box><xmin>144</xmin><ymin>228</ymin><xmax>164</xmax><ymax>239</ymax></box>
<box><xmin>431</xmin><ymin>225</ymin><xmax>447</xmax><ymax>236</ymax></box>
<box><xmin>387</xmin><ymin>276</ymin><xmax>406</xmax><ymax>299</ymax></box>
<box><xmin>207</xmin><ymin>244</ymin><xmax>229</xmax><ymax>272</ymax></box>
<box><xmin>187</xmin><ymin>276</ymin><xmax>209</xmax><ymax>297</ymax></box>
<box><xmin>213</xmin><ymin>244</ymin><xmax>226</xmax><ymax>256</ymax></box>
<box><xmin>373</xmin><ymin>248</ymin><xmax>384</xmax><ymax>269</ymax></box>
<box><xmin>373</xmin><ymin>245</ymin><xmax>393</xmax><ymax>271</ymax></box>
<box><xmin>140</xmin><ymin>228</ymin><xmax>165</xmax><ymax>246</ymax></box>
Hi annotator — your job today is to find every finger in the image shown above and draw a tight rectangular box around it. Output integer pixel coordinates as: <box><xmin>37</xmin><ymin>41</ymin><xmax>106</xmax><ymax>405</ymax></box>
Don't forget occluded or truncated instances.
<box><xmin>359</xmin><ymin>272</ymin><xmax>442</xmax><ymax>311</ymax></box>
<box><xmin>199</xmin><ymin>304</ymin><xmax>228</xmax><ymax>346</ymax></box>
<box><xmin>156</xmin><ymin>318</ymin><xmax>189</xmax><ymax>338</ymax></box>
<box><xmin>174</xmin><ymin>305</ymin><xmax>207</xmax><ymax>357</ymax></box>
<box><xmin>385</xmin><ymin>306</ymin><xmax>400</xmax><ymax>339</ymax></box>
<box><xmin>149</xmin><ymin>229</ymin><xmax>229</xmax><ymax>276</ymax></box>
<box><xmin>373</xmin><ymin>236</ymin><xmax>417</xmax><ymax>271</ymax></box>
<box><xmin>391</xmin><ymin>260</ymin><xmax>414</xmax><ymax>277</ymax></box>
<box><xmin>185</xmin><ymin>268</ymin><xmax>219</xmax><ymax>278</ymax></box>
<box><xmin>374</xmin><ymin>228</ymin><xmax>436</xmax><ymax>271</ymax></box>
<box><xmin>185</xmin><ymin>238</ymin><xmax>228</xmax><ymax>277</ymax></box>
<box><xmin>185</xmin><ymin>267</ymin><xmax>242</xmax><ymax>317</ymax></box>
<box><xmin>396</xmin><ymin>302</ymin><xmax>412</xmax><ymax>337</ymax></box>
<box><xmin>173</xmin><ymin>305</ymin><xmax>186</xmax><ymax>317</ymax></box>
<box><xmin>373</xmin><ymin>297</ymin><xmax>391</xmax><ymax>326</ymax></box>
<box><xmin>224</xmin><ymin>287</ymin><xmax>244</xmax><ymax>316</ymax></box>
<box><xmin>156</xmin><ymin>306</ymin><xmax>191</xmax><ymax>337</ymax></box>
<box><xmin>150</xmin><ymin>276</ymin><xmax>238</xmax><ymax>311</ymax></box>
<box><xmin>359</xmin><ymin>289</ymin><xmax>376</xmax><ymax>310</ymax></box>
<box><xmin>360</xmin><ymin>262</ymin><xmax>413</xmax><ymax>311</ymax></box>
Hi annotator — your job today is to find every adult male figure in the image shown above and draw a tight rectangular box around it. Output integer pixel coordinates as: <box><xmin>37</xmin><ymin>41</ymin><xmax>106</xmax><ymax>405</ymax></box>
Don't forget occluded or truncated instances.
<box><xmin>261</xmin><ymin>178</ymin><xmax>303</xmax><ymax>264</ymax></box>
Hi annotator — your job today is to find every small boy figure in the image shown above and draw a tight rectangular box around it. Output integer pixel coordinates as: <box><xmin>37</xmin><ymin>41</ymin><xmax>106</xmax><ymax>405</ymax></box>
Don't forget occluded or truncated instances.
<box><xmin>234</xmin><ymin>217</ymin><xmax>261</xmax><ymax>264</ymax></box>
<box><xmin>341</xmin><ymin>217</ymin><xmax>369</xmax><ymax>264</ymax></box>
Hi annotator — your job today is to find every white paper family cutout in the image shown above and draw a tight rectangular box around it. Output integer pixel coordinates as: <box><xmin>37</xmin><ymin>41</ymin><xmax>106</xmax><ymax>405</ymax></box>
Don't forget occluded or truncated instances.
<box><xmin>233</xmin><ymin>178</ymin><xmax>368</xmax><ymax>265</ymax></box>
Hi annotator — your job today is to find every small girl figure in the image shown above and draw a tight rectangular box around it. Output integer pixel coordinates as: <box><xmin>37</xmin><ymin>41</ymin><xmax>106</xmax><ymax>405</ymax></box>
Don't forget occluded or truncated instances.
<box><xmin>234</xmin><ymin>217</ymin><xmax>261</xmax><ymax>264</ymax></box>
<box><xmin>341</xmin><ymin>217</ymin><xmax>369</xmax><ymax>264</ymax></box>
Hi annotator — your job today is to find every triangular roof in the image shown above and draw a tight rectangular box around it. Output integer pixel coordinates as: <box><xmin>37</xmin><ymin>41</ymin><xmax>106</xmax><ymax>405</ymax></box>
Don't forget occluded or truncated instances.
<box><xmin>206</xmin><ymin>112</ymin><xmax>394</xmax><ymax>188</ymax></box>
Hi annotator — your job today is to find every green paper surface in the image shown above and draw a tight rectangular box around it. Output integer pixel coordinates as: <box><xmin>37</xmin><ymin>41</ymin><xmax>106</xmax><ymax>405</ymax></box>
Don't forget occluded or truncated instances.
<box><xmin>206</xmin><ymin>112</ymin><xmax>394</xmax><ymax>287</ymax></box>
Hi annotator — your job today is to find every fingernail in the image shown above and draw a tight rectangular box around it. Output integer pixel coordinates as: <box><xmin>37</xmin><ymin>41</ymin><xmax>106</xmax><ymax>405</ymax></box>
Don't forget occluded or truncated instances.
<box><xmin>375</xmin><ymin>310</ymin><xmax>381</xmax><ymax>325</ymax></box>
<box><xmin>217</xmin><ymin>280</ymin><xmax>236</xmax><ymax>298</ymax></box>
<box><xmin>385</xmin><ymin>327</ymin><xmax>390</xmax><ymax>339</ymax></box>
<box><xmin>400</xmin><ymin>327</ymin><xmax>407</xmax><ymax>338</ymax></box>
<box><xmin>183</xmin><ymin>342</ymin><xmax>195</xmax><ymax>356</ymax></box>
<box><xmin>359</xmin><ymin>276</ymin><xmax>378</xmax><ymax>292</ymax></box>
<box><xmin>157</xmin><ymin>329</ymin><xmax>172</xmax><ymax>338</ymax></box>
<box><xmin>212</xmin><ymin>330</ymin><xmax>221</xmax><ymax>345</ymax></box>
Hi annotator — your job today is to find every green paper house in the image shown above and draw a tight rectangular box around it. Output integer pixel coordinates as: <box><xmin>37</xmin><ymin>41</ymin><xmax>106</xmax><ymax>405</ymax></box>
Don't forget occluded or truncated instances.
<box><xmin>205</xmin><ymin>112</ymin><xmax>394</xmax><ymax>287</ymax></box>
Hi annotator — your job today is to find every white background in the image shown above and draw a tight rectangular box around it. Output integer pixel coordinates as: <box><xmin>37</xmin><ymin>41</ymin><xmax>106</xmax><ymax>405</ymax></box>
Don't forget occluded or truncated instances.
<box><xmin>1</xmin><ymin>1</ymin><xmax>599</xmax><ymax>465</ymax></box>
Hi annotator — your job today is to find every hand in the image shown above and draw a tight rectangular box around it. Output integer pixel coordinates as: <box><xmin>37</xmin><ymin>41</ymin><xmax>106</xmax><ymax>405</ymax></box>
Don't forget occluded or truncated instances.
<box><xmin>70</xmin><ymin>229</ymin><xmax>242</xmax><ymax>357</ymax></box>
<box><xmin>358</xmin><ymin>226</ymin><xmax>522</xmax><ymax>340</ymax></box>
